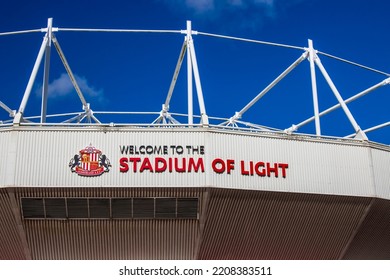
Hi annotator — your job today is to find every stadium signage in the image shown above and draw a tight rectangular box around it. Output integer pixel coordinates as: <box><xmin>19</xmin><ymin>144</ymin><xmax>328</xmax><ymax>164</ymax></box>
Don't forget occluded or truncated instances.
<box><xmin>212</xmin><ymin>158</ymin><xmax>288</xmax><ymax>178</ymax></box>
<box><xmin>118</xmin><ymin>145</ymin><xmax>288</xmax><ymax>178</ymax></box>
<box><xmin>119</xmin><ymin>145</ymin><xmax>205</xmax><ymax>173</ymax></box>
<box><xmin>68</xmin><ymin>144</ymin><xmax>289</xmax><ymax>178</ymax></box>
<box><xmin>69</xmin><ymin>144</ymin><xmax>111</xmax><ymax>177</ymax></box>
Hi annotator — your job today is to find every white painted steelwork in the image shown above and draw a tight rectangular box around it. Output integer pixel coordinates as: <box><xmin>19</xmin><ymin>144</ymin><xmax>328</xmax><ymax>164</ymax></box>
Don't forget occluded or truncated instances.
<box><xmin>308</xmin><ymin>39</ymin><xmax>321</xmax><ymax>136</ymax></box>
<box><xmin>0</xmin><ymin>18</ymin><xmax>389</xmax><ymax>143</ymax></box>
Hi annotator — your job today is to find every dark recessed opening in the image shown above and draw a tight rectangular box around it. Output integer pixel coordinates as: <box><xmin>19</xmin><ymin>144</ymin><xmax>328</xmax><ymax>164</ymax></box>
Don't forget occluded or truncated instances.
<box><xmin>45</xmin><ymin>198</ymin><xmax>66</xmax><ymax>218</ymax></box>
<box><xmin>21</xmin><ymin>198</ymin><xmax>45</xmax><ymax>218</ymax></box>
<box><xmin>67</xmin><ymin>198</ymin><xmax>88</xmax><ymax>218</ymax></box>
<box><xmin>155</xmin><ymin>198</ymin><xmax>176</xmax><ymax>218</ymax></box>
<box><xmin>133</xmin><ymin>198</ymin><xmax>154</xmax><ymax>218</ymax></box>
<box><xmin>177</xmin><ymin>198</ymin><xmax>198</xmax><ymax>219</ymax></box>
<box><xmin>112</xmin><ymin>198</ymin><xmax>132</xmax><ymax>218</ymax></box>
<box><xmin>21</xmin><ymin>196</ymin><xmax>200</xmax><ymax>220</ymax></box>
<box><xmin>89</xmin><ymin>199</ymin><xmax>110</xmax><ymax>218</ymax></box>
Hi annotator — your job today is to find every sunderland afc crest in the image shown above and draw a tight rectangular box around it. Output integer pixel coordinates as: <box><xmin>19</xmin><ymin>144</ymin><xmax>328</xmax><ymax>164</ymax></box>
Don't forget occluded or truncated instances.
<box><xmin>69</xmin><ymin>144</ymin><xmax>111</xmax><ymax>176</ymax></box>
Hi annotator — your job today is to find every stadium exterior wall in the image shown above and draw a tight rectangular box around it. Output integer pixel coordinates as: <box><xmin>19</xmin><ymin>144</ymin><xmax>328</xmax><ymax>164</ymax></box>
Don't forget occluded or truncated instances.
<box><xmin>0</xmin><ymin>127</ymin><xmax>389</xmax><ymax>200</ymax></box>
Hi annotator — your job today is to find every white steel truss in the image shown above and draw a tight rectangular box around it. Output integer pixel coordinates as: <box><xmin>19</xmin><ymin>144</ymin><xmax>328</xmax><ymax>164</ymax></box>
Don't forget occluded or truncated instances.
<box><xmin>0</xmin><ymin>18</ymin><xmax>389</xmax><ymax>144</ymax></box>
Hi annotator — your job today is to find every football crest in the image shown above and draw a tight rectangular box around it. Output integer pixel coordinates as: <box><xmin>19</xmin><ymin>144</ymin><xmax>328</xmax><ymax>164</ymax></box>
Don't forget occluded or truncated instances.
<box><xmin>69</xmin><ymin>144</ymin><xmax>111</xmax><ymax>176</ymax></box>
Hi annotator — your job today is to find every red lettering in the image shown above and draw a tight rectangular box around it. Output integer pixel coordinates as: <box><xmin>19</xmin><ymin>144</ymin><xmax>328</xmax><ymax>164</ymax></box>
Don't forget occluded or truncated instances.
<box><xmin>155</xmin><ymin>157</ymin><xmax>167</xmax><ymax>172</ymax></box>
<box><xmin>168</xmin><ymin>158</ymin><xmax>173</xmax><ymax>172</ymax></box>
<box><xmin>255</xmin><ymin>161</ymin><xmax>266</xmax><ymax>176</ymax></box>
<box><xmin>175</xmin><ymin>158</ymin><xmax>186</xmax><ymax>172</ymax></box>
<box><xmin>249</xmin><ymin>161</ymin><xmax>254</xmax><ymax>175</ymax></box>
<box><xmin>226</xmin><ymin>159</ymin><xmax>235</xmax><ymax>174</ymax></box>
<box><xmin>140</xmin><ymin>157</ymin><xmax>153</xmax><ymax>173</ymax></box>
<box><xmin>267</xmin><ymin>162</ymin><xmax>278</xmax><ymax>177</ymax></box>
<box><xmin>279</xmin><ymin>163</ymin><xmax>288</xmax><ymax>178</ymax></box>
<box><xmin>212</xmin><ymin>158</ymin><xmax>225</xmax><ymax>173</ymax></box>
<box><xmin>129</xmin><ymin>157</ymin><xmax>141</xmax><ymax>172</ymax></box>
<box><xmin>119</xmin><ymin>157</ymin><xmax>129</xmax><ymax>173</ymax></box>
<box><xmin>240</xmin><ymin>160</ymin><xmax>249</xmax><ymax>175</ymax></box>
<box><xmin>241</xmin><ymin>161</ymin><xmax>288</xmax><ymax>178</ymax></box>
<box><xmin>188</xmin><ymin>158</ymin><xmax>204</xmax><ymax>173</ymax></box>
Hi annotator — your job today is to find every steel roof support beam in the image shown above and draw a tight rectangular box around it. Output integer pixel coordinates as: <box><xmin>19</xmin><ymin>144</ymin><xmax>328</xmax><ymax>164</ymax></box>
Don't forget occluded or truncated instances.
<box><xmin>222</xmin><ymin>51</ymin><xmax>308</xmax><ymax>126</ymax></box>
<box><xmin>345</xmin><ymin>121</ymin><xmax>390</xmax><ymax>138</ymax></box>
<box><xmin>52</xmin><ymin>36</ymin><xmax>88</xmax><ymax>109</ymax></box>
<box><xmin>90</xmin><ymin>114</ymin><xmax>101</xmax><ymax>124</ymax></box>
<box><xmin>0</xmin><ymin>29</ymin><xmax>42</xmax><ymax>36</ymax></box>
<box><xmin>186</xmin><ymin>22</ymin><xmax>193</xmax><ymax>126</ymax></box>
<box><xmin>362</xmin><ymin>121</ymin><xmax>390</xmax><ymax>134</ymax></box>
<box><xmin>365</xmin><ymin>121</ymin><xmax>390</xmax><ymax>133</ymax></box>
<box><xmin>79</xmin><ymin>114</ymin><xmax>88</xmax><ymax>123</ymax></box>
<box><xmin>158</xmin><ymin>21</ymin><xmax>208</xmax><ymax>126</ymax></box>
<box><xmin>186</xmin><ymin>21</ymin><xmax>209</xmax><ymax>126</ymax></box>
<box><xmin>308</xmin><ymin>39</ymin><xmax>321</xmax><ymax>136</ymax></box>
<box><xmin>189</xmin><ymin>41</ymin><xmax>209</xmax><ymax>126</ymax></box>
<box><xmin>156</xmin><ymin>40</ymin><xmax>187</xmax><ymax>124</ymax></box>
<box><xmin>164</xmin><ymin>40</ymin><xmax>187</xmax><ymax>113</ymax></box>
<box><xmin>234</xmin><ymin>120</ymin><xmax>280</xmax><ymax>131</ymax></box>
<box><xmin>52</xmin><ymin>35</ymin><xmax>99</xmax><ymax>123</ymax></box>
<box><xmin>40</xmin><ymin>18</ymin><xmax>53</xmax><ymax>123</ymax></box>
<box><xmin>285</xmin><ymin>77</ymin><xmax>390</xmax><ymax>133</ymax></box>
<box><xmin>153</xmin><ymin>108</ymin><xmax>181</xmax><ymax>125</ymax></box>
<box><xmin>13</xmin><ymin>36</ymin><xmax>48</xmax><ymax>125</ymax></box>
<box><xmin>0</xmin><ymin>101</ymin><xmax>15</xmax><ymax>117</ymax></box>
<box><xmin>314</xmin><ymin>57</ymin><xmax>368</xmax><ymax>140</ymax></box>
<box><xmin>152</xmin><ymin>116</ymin><xmax>162</xmax><ymax>124</ymax></box>
<box><xmin>61</xmin><ymin>113</ymin><xmax>85</xmax><ymax>123</ymax></box>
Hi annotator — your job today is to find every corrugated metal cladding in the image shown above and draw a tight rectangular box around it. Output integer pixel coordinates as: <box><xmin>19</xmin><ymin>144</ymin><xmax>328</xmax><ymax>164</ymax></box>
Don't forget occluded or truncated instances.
<box><xmin>0</xmin><ymin>131</ymin><xmax>18</xmax><ymax>186</ymax></box>
<box><xmin>207</xmin><ymin>132</ymin><xmax>375</xmax><ymax>197</ymax></box>
<box><xmin>197</xmin><ymin>188</ymin><xmax>375</xmax><ymax>260</ymax></box>
<box><xmin>0</xmin><ymin>128</ymin><xmax>389</xmax><ymax>260</ymax></box>
<box><xmin>0</xmin><ymin>188</ymin><xmax>30</xmax><ymax>259</ymax></box>
<box><xmin>0</xmin><ymin>128</ymin><xmax>389</xmax><ymax>199</ymax></box>
<box><xmin>10</xmin><ymin>129</ymin><xmax>207</xmax><ymax>188</ymax></box>
<box><xmin>1</xmin><ymin>186</ymin><xmax>389</xmax><ymax>260</ymax></box>
<box><xmin>371</xmin><ymin>148</ymin><xmax>390</xmax><ymax>199</ymax></box>
<box><xmin>14</xmin><ymin>187</ymin><xmax>205</xmax><ymax>260</ymax></box>
<box><xmin>342</xmin><ymin>198</ymin><xmax>390</xmax><ymax>260</ymax></box>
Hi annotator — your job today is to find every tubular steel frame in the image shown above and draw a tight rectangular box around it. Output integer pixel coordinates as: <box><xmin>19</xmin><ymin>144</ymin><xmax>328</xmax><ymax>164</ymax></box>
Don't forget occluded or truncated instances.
<box><xmin>0</xmin><ymin>18</ymin><xmax>389</xmax><ymax>143</ymax></box>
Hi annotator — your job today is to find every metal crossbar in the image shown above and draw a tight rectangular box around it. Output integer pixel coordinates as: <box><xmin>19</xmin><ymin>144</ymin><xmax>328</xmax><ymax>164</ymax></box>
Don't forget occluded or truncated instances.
<box><xmin>0</xmin><ymin>18</ymin><xmax>388</xmax><ymax>145</ymax></box>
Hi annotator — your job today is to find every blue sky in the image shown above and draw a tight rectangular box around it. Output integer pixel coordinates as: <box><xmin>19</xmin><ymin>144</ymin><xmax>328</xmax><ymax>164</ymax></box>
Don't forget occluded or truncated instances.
<box><xmin>0</xmin><ymin>0</ymin><xmax>389</xmax><ymax>144</ymax></box>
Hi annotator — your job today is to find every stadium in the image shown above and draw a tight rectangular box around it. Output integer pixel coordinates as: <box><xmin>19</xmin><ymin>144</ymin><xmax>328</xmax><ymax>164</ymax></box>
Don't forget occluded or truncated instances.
<box><xmin>0</xmin><ymin>19</ymin><xmax>389</xmax><ymax>260</ymax></box>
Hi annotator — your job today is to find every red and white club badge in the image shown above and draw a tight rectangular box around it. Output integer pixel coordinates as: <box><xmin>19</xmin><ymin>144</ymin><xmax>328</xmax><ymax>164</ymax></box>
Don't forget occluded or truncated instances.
<box><xmin>69</xmin><ymin>144</ymin><xmax>111</xmax><ymax>176</ymax></box>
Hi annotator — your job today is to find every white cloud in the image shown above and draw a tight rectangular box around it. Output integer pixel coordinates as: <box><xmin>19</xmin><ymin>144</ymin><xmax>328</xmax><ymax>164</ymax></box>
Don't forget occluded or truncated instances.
<box><xmin>44</xmin><ymin>73</ymin><xmax>73</xmax><ymax>97</ymax></box>
<box><xmin>227</xmin><ymin>0</ymin><xmax>276</xmax><ymax>9</ymax></box>
<box><xmin>254</xmin><ymin>0</ymin><xmax>274</xmax><ymax>5</ymax></box>
<box><xmin>160</xmin><ymin>0</ymin><xmax>306</xmax><ymax>31</ymax></box>
<box><xmin>160</xmin><ymin>0</ymin><xmax>280</xmax><ymax>31</ymax></box>
<box><xmin>36</xmin><ymin>73</ymin><xmax>104</xmax><ymax>102</ymax></box>
<box><xmin>185</xmin><ymin>0</ymin><xmax>215</xmax><ymax>12</ymax></box>
<box><xmin>163</xmin><ymin>0</ymin><xmax>276</xmax><ymax>14</ymax></box>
